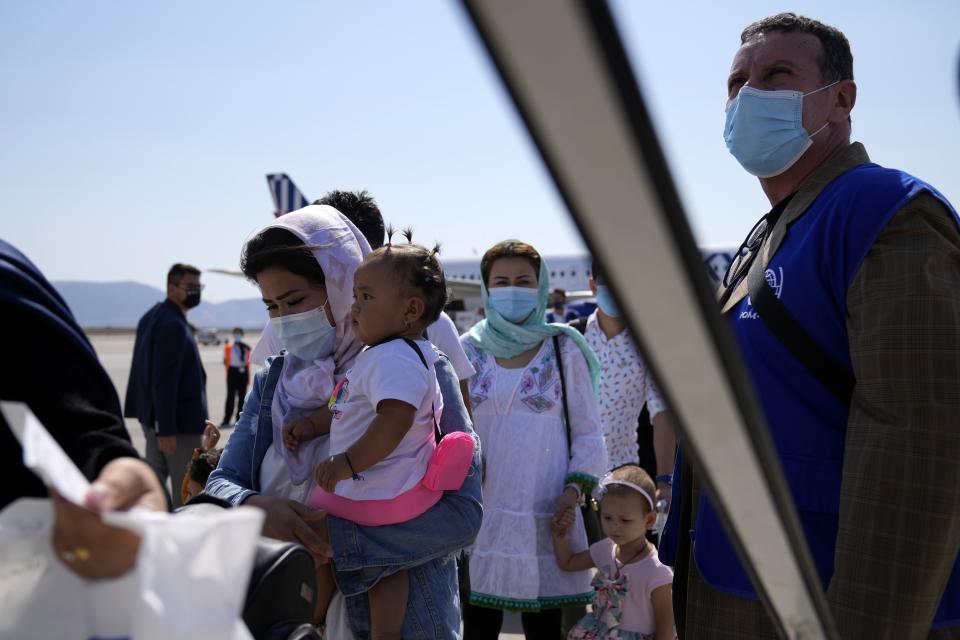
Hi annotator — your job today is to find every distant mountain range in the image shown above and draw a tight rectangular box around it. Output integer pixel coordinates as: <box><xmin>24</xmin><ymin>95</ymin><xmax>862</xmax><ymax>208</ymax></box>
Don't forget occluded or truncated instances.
<box><xmin>52</xmin><ymin>281</ymin><xmax>267</xmax><ymax>329</ymax></box>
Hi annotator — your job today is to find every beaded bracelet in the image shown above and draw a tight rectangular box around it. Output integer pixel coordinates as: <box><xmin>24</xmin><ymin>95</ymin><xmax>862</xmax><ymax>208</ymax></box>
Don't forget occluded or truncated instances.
<box><xmin>343</xmin><ymin>452</ymin><xmax>363</xmax><ymax>481</ymax></box>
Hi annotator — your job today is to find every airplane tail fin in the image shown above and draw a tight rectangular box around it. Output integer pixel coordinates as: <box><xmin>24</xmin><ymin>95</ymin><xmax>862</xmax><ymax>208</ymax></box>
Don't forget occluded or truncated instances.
<box><xmin>266</xmin><ymin>173</ymin><xmax>310</xmax><ymax>218</ymax></box>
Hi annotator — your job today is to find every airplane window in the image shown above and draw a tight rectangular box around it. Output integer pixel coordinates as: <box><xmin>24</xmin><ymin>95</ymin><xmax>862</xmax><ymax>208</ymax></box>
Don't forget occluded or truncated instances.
<box><xmin>551</xmin><ymin>271</ymin><xmax>556</xmax><ymax>277</ymax></box>
<box><xmin>560</xmin><ymin>270</ymin><xmax>565</xmax><ymax>277</ymax></box>
<box><xmin>571</xmin><ymin>270</ymin><xmax>576</xmax><ymax>276</ymax></box>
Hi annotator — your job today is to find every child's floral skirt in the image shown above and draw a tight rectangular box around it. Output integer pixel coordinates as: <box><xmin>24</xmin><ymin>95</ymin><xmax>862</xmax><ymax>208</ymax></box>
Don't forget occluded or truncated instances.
<box><xmin>568</xmin><ymin>571</ymin><xmax>651</xmax><ymax>640</ymax></box>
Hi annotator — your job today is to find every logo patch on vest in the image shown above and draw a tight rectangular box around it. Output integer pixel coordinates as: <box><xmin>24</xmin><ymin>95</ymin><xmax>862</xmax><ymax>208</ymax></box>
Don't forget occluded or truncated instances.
<box><xmin>740</xmin><ymin>267</ymin><xmax>784</xmax><ymax>320</ymax></box>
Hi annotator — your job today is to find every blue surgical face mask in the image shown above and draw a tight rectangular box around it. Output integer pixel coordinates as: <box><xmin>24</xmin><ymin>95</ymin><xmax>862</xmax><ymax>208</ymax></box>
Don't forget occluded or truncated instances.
<box><xmin>595</xmin><ymin>285</ymin><xmax>620</xmax><ymax>317</ymax></box>
<box><xmin>488</xmin><ymin>286</ymin><xmax>539</xmax><ymax>323</ymax></box>
<box><xmin>270</xmin><ymin>302</ymin><xmax>336</xmax><ymax>361</ymax></box>
<box><xmin>233</xmin><ymin>333</ymin><xmax>243</xmax><ymax>342</ymax></box>
<box><xmin>724</xmin><ymin>81</ymin><xmax>838</xmax><ymax>178</ymax></box>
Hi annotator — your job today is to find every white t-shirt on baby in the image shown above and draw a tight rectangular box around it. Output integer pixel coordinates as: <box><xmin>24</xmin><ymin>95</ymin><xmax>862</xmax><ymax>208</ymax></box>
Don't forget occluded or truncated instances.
<box><xmin>327</xmin><ymin>338</ymin><xmax>443</xmax><ymax>501</ymax></box>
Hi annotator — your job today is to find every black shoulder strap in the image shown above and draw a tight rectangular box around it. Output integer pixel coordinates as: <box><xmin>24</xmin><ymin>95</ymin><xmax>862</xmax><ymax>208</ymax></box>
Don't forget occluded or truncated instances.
<box><xmin>401</xmin><ymin>337</ymin><xmax>429</xmax><ymax>368</ymax></box>
<box><xmin>746</xmin><ymin>255</ymin><xmax>854</xmax><ymax>406</ymax></box>
<box><xmin>552</xmin><ymin>335</ymin><xmax>573</xmax><ymax>459</ymax></box>
<box><xmin>569</xmin><ymin>316</ymin><xmax>589</xmax><ymax>336</ymax></box>
<box><xmin>400</xmin><ymin>338</ymin><xmax>444</xmax><ymax>444</ymax></box>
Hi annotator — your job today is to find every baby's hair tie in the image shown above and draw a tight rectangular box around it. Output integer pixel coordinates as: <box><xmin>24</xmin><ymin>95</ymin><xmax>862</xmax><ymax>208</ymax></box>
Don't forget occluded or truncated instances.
<box><xmin>385</xmin><ymin>224</ymin><xmax>396</xmax><ymax>249</ymax></box>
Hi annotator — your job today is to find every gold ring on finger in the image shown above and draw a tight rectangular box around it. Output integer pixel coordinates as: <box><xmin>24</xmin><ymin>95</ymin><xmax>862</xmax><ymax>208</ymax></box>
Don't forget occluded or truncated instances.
<box><xmin>61</xmin><ymin>547</ymin><xmax>92</xmax><ymax>563</ymax></box>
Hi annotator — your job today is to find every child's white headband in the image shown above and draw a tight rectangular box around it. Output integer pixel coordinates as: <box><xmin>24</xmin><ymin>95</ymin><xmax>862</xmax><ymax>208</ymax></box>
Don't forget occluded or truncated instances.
<box><xmin>591</xmin><ymin>475</ymin><xmax>655</xmax><ymax>511</ymax></box>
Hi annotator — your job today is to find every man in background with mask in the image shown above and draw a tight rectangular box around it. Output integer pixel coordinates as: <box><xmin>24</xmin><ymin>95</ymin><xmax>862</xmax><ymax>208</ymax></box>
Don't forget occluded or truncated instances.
<box><xmin>663</xmin><ymin>13</ymin><xmax>960</xmax><ymax>638</ymax></box>
<box><xmin>546</xmin><ymin>288</ymin><xmax>577</xmax><ymax>323</ymax></box>
<box><xmin>125</xmin><ymin>263</ymin><xmax>208</xmax><ymax>508</ymax></box>
<box><xmin>575</xmin><ymin>262</ymin><xmax>675</xmax><ymax>497</ymax></box>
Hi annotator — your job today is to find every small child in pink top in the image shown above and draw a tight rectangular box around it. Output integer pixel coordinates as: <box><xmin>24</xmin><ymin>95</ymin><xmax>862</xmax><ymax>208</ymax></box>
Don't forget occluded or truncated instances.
<box><xmin>552</xmin><ymin>465</ymin><xmax>675</xmax><ymax>640</ymax></box>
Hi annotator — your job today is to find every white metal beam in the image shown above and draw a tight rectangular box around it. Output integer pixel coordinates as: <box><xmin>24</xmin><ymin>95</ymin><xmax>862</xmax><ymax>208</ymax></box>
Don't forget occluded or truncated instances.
<box><xmin>461</xmin><ymin>1</ymin><xmax>837</xmax><ymax>638</ymax></box>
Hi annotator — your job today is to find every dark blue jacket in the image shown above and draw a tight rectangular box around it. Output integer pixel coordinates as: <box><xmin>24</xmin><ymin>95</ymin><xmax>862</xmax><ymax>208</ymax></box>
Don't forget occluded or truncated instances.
<box><xmin>124</xmin><ymin>299</ymin><xmax>207</xmax><ymax>436</ymax></box>
<box><xmin>0</xmin><ymin>238</ymin><xmax>139</xmax><ymax>509</ymax></box>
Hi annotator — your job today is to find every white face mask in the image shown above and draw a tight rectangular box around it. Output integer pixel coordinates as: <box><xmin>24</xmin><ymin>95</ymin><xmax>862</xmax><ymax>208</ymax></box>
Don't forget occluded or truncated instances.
<box><xmin>269</xmin><ymin>301</ymin><xmax>335</xmax><ymax>361</ymax></box>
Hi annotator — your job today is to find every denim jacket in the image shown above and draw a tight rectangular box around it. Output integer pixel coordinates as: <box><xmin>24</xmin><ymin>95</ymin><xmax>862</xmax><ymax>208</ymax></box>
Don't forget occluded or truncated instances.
<box><xmin>205</xmin><ymin>352</ymin><xmax>483</xmax><ymax>639</ymax></box>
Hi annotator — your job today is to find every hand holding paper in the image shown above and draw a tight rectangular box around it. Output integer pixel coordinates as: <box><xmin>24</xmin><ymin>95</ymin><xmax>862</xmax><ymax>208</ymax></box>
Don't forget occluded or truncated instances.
<box><xmin>51</xmin><ymin>456</ymin><xmax>167</xmax><ymax>580</ymax></box>
<box><xmin>13</xmin><ymin>406</ymin><xmax>166</xmax><ymax>579</ymax></box>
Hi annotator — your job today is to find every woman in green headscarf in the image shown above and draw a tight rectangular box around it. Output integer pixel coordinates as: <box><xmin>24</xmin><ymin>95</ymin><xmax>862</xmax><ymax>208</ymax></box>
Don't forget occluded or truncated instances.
<box><xmin>460</xmin><ymin>240</ymin><xmax>608</xmax><ymax>639</ymax></box>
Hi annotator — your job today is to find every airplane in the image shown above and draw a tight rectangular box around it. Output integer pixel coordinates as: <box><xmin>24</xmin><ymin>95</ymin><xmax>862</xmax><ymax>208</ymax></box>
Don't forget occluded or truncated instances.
<box><xmin>265</xmin><ymin>173</ymin><xmax>738</xmax><ymax>297</ymax></box>
<box><xmin>266</xmin><ymin>173</ymin><xmax>310</xmax><ymax>218</ymax></box>
<box><xmin>216</xmin><ymin>174</ymin><xmax>736</xmax><ymax>333</ymax></box>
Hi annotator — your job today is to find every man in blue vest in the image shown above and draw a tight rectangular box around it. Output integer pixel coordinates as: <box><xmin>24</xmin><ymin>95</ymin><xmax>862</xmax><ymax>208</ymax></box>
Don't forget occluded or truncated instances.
<box><xmin>663</xmin><ymin>13</ymin><xmax>960</xmax><ymax>638</ymax></box>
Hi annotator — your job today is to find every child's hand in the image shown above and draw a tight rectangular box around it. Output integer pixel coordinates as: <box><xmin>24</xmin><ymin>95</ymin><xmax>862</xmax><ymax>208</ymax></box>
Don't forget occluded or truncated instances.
<box><xmin>550</xmin><ymin>518</ymin><xmax>565</xmax><ymax>538</ymax></box>
<box><xmin>202</xmin><ymin>420</ymin><xmax>221</xmax><ymax>452</ymax></box>
<box><xmin>282</xmin><ymin>417</ymin><xmax>318</xmax><ymax>451</ymax></box>
<box><xmin>552</xmin><ymin>486</ymin><xmax>579</xmax><ymax>529</ymax></box>
<box><xmin>551</xmin><ymin>506</ymin><xmax>577</xmax><ymax>538</ymax></box>
<box><xmin>283</xmin><ymin>407</ymin><xmax>333</xmax><ymax>451</ymax></box>
<box><xmin>315</xmin><ymin>454</ymin><xmax>353</xmax><ymax>492</ymax></box>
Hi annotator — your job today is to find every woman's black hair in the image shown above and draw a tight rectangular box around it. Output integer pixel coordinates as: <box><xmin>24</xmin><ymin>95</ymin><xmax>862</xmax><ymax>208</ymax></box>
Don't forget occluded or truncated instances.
<box><xmin>372</xmin><ymin>227</ymin><xmax>447</xmax><ymax>326</ymax></box>
<box><xmin>240</xmin><ymin>227</ymin><xmax>325</xmax><ymax>286</ymax></box>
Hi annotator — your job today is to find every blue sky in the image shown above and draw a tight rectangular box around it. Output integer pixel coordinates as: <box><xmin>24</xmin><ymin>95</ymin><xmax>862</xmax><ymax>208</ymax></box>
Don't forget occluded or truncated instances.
<box><xmin>2</xmin><ymin>1</ymin><xmax>958</xmax><ymax>302</ymax></box>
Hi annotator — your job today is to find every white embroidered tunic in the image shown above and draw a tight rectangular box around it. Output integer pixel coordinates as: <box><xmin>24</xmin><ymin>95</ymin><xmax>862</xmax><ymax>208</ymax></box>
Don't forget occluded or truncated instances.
<box><xmin>461</xmin><ymin>333</ymin><xmax>608</xmax><ymax>610</ymax></box>
<box><xmin>583</xmin><ymin>312</ymin><xmax>666</xmax><ymax>470</ymax></box>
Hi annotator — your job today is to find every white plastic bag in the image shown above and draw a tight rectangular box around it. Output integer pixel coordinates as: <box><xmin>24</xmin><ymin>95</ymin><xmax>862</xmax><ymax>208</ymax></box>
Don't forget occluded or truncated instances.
<box><xmin>0</xmin><ymin>404</ymin><xmax>264</xmax><ymax>640</ymax></box>
<box><xmin>325</xmin><ymin>591</ymin><xmax>358</xmax><ymax>640</ymax></box>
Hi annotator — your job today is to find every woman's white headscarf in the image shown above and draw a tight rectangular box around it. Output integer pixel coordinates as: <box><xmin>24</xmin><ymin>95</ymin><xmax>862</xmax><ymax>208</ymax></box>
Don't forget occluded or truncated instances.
<box><xmin>247</xmin><ymin>204</ymin><xmax>370</xmax><ymax>485</ymax></box>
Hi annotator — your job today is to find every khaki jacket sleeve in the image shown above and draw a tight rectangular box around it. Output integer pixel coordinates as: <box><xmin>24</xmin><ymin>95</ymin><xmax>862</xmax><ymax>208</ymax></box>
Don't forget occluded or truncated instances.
<box><xmin>831</xmin><ymin>192</ymin><xmax>960</xmax><ymax>638</ymax></box>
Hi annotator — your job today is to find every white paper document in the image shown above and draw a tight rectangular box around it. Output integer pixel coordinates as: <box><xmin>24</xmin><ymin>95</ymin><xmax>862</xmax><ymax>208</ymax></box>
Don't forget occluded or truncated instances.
<box><xmin>19</xmin><ymin>407</ymin><xmax>92</xmax><ymax>505</ymax></box>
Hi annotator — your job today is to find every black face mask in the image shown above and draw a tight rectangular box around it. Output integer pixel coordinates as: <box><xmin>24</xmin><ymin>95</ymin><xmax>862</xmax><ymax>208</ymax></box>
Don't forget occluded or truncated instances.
<box><xmin>183</xmin><ymin>290</ymin><xmax>201</xmax><ymax>309</ymax></box>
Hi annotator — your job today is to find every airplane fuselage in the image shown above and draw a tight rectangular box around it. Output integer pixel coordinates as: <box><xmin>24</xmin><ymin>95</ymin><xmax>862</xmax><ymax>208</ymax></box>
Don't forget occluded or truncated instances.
<box><xmin>443</xmin><ymin>248</ymin><xmax>736</xmax><ymax>292</ymax></box>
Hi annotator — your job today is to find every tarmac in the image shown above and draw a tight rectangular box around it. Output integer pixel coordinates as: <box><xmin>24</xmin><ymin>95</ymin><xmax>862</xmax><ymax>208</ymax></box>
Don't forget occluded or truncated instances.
<box><xmin>89</xmin><ymin>331</ymin><xmax>527</xmax><ymax>639</ymax></box>
<box><xmin>91</xmin><ymin>331</ymin><xmax>252</xmax><ymax>458</ymax></box>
